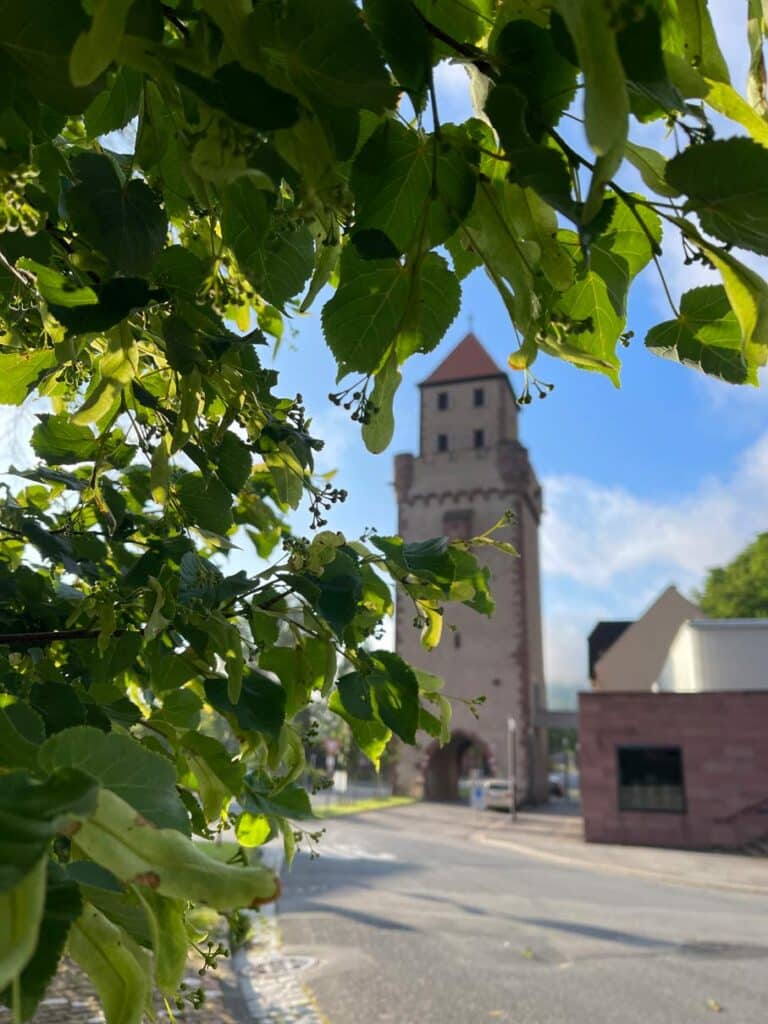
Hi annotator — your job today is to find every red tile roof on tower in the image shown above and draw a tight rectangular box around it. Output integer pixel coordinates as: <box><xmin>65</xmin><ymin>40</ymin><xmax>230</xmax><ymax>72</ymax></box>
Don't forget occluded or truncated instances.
<box><xmin>420</xmin><ymin>332</ymin><xmax>507</xmax><ymax>386</ymax></box>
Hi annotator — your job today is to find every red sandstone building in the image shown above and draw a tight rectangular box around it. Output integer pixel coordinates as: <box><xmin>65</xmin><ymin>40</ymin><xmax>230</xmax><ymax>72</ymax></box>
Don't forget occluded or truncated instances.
<box><xmin>581</xmin><ymin>601</ymin><xmax>768</xmax><ymax>851</ymax></box>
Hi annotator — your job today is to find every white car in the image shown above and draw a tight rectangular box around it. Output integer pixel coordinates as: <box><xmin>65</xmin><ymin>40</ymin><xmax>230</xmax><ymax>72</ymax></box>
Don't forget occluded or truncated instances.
<box><xmin>482</xmin><ymin>779</ymin><xmax>515</xmax><ymax>810</ymax></box>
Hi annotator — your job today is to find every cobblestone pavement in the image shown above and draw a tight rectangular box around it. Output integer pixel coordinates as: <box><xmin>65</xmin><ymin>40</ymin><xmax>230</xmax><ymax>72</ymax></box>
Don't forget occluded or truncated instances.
<box><xmin>234</xmin><ymin>910</ymin><xmax>326</xmax><ymax>1024</ymax></box>
<box><xmin>0</xmin><ymin>953</ymin><xmax>249</xmax><ymax>1024</ymax></box>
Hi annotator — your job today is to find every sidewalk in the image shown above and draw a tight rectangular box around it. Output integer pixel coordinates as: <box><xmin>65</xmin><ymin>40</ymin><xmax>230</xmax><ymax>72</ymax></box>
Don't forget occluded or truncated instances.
<box><xmin>475</xmin><ymin>802</ymin><xmax>768</xmax><ymax>895</ymax></box>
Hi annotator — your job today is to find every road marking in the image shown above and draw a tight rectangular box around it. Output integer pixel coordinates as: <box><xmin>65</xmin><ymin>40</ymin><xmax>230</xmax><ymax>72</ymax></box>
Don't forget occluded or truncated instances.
<box><xmin>475</xmin><ymin>833</ymin><xmax>768</xmax><ymax>895</ymax></box>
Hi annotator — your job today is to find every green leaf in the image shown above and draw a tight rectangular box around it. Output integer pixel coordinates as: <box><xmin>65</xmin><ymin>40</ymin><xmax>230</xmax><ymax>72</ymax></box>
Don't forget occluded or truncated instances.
<box><xmin>323</xmin><ymin>251</ymin><xmax>410</xmax><ymax>374</ymax></box>
<box><xmin>154</xmin><ymin>690</ymin><xmax>202</xmax><ymax>731</ymax></box>
<box><xmin>38</xmin><ymin>727</ymin><xmax>191</xmax><ymax>834</ymax></box>
<box><xmin>216</xmin><ymin>431</ymin><xmax>253</xmax><ymax>493</ymax></box>
<box><xmin>31</xmin><ymin>415</ymin><xmax>97</xmax><ymax>465</ymax></box>
<box><xmin>176</xmin><ymin>62</ymin><xmax>300</xmax><ymax>130</ymax></box>
<box><xmin>372</xmin><ymin>534</ymin><xmax>456</xmax><ymax>589</ymax></box>
<box><xmin>1</xmin><ymin>862</ymin><xmax>82</xmax><ymax>1021</ymax></box>
<box><xmin>362</xmin><ymin>349</ymin><xmax>402</xmax><ymax>453</ymax></box>
<box><xmin>589</xmin><ymin>197</ymin><xmax>661</xmax><ymax>318</ymax></box>
<box><xmin>135</xmin><ymin>890</ymin><xmax>188</xmax><ymax>998</ymax></box>
<box><xmin>337</xmin><ymin>672</ymin><xmax>375</xmax><ymax>721</ymax></box>
<box><xmin>397</xmin><ymin>252</ymin><xmax>461</xmax><ymax>361</ymax></box>
<box><xmin>30</xmin><ymin>682</ymin><xmax>86</xmax><ymax>736</ymax></box>
<box><xmin>674</xmin><ymin>0</ymin><xmax>730</xmax><ymax>83</ymax></box>
<box><xmin>412</xmin><ymin>0</ymin><xmax>488</xmax><ymax>50</ymax></box>
<box><xmin>624</xmin><ymin>142</ymin><xmax>681</xmax><ymax>199</ymax></box>
<box><xmin>544</xmin><ymin>266</ymin><xmax>622</xmax><ymax>385</ymax></box>
<box><xmin>260</xmin><ymin>640</ymin><xmax>328</xmax><ymax>717</ymax></box>
<box><xmin>552</xmin><ymin>1</ymin><xmax>628</xmax><ymax>160</ymax></box>
<box><xmin>314</xmin><ymin>550</ymin><xmax>364</xmax><ymax>636</ymax></box>
<box><xmin>669</xmin><ymin>219</ymin><xmax>768</xmax><ymax>376</ymax></box>
<box><xmin>0</xmin><ymin>350</ymin><xmax>56</xmax><ymax>406</ymax></box>
<box><xmin>16</xmin><ymin>259</ymin><xmax>98</xmax><ymax>307</ymax></box>
<box><xmin>363</xmin><ymin>0</ymin><xmax>432</xmax><ymax>108</ymax></box>
<box><xmin>235</xmin><ymin>813</ymin><xmax>272</xmax><ymax>848</ymax></box>
<box><xmin>0</xmin><ymin>707</ymin><xmax>41</xmax><ymax>771</ymax></box>
<box><xmin>70</xmin><ymin>0</ymin><xmax>134</xmax><ymax>87</ymax></box>
<box><xmin>84</xmin><ymin>66</ymin><xmax>143</xmax><ymax>138</ymax></box>
<box><xmin>244</xmin><ymin>222</ymin><xmax>315</xmax><ymax>309</ymax></box>
<box><xmin>666</xmin><ymin>139</ymin><xmax>768</xmax><ymax>256</ymax></box>
<box><xmin>645</xmin><ymin>285</ymin><xmax>753</xmax><ymax>384</ymax></box>
<box><xmin>351</xmin><ymin>122</ymin><xmax>476</xmax><ymax>255</ymax></box>
<box><xmin>462</xmin><ymin>178</ymin><xmax>540</xmax><ymax>330</ymax></box>
<box><xmin>449</xmin><ymin>545</ymin><xmax>495</xmax><ymax>615</ymax></box>
<box><xmin>73</xmin><ymin>789</ymin><xmax>280</xmax><ymax>909</ymax></box>
<box><xmin>68</xmin><ymin>904</ymin><xmax>150</xmax><ymax>1024</ymax></box>
<box><xmin>204</xmin><ymin>671</ymin><xmax>287</xmax><ymax>741</ymax></box>
<box><xmin>177</xmin><ymin>473</ymin><xmax>233</xmax><ymax>535</ymax></box>
<box><xmin>484</xmin><ymin>83</ymin><xmax>575</xmax><ymax>218</ymax></box>
<box><xmin>492</xmin><ymin>19</ymin><xmax>577</xmax><ymax>135</ymax></box>
<box><xmin>264</xmin><ymin>446</ymin><xmax>305</xmax><ymax>508</ymax></box>
<box><xmin>152</xmin><ymin>246</ymin><xmax>209</xmax><ymax>300</ymax></box>
<box><xmin>368</xmin><ymin>650</ymin><xmax>419</xmax><ymax>743</ymax></box>
<box><xmin>181</xmin><ymin>731</ymin><xmax>243</xmax><ymax>798</ymax></box>
<box><xmin>0</xmin><ymin>857</ymin><xmax>46</xmax><ymax>992</ymax></box>
<box><xmin>243</xmin><ymin>778</ymin><xmax>314</xmax><ymax>821</ymax></box>
<box><xmin>616</xmin><ymin>6</ymin><xmax>685</xmax><ymax>122</ymax></box>
<box><xmin>0</xmin><ymin>770</ymin><xmax>98</xmax><ymax>891</ymax></box>
<box><xmin>66</xmin><ymin>153</ymin><xmax>168</xmax><ymax>275</ymax></box>
<box><xmin>50</xmin><ymin>278</ymin><xmax>151</xmax><ymax>337</ymax></box>
<box><xmin>222</xmin><ymin>177</ymin><xmax>270</xmax><ymax>274</ymax></box>
<box><xmin>328</xmin><ymin>690</ymin><xmax>391</xmax><ymax>769</ymax></box>
<box><xmin>254</xmin><ymin>0</ymin><xmax>398</xmax><ymax>113</ymax></box>
<box><xmin>0</xmin><ymin>0</ymin><xmax>103</xmax><ymax>112</ymax></box>
<box><xmin>324</xmin><ymin>249</ymin><xmax>460</xmax><ymax>376</ymax></box>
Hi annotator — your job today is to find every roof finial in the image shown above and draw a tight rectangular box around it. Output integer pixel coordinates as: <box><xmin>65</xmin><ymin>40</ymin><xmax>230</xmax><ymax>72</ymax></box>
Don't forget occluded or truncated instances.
<box><xmin>467</xmin><ymin>311</ymin><xmax>475</xmax><ymax>331</ymax></box>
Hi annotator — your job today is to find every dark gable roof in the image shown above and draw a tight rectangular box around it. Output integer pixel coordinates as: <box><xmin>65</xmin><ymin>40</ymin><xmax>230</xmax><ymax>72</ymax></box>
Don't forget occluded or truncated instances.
<box><xmin>587</xmin><ymin>621</ymin><xmax>633</xmax><ymax>680</ymax></box>
<box><xmin>420</xmin><ymin>332</ymin><xmax>507</xmax><ymax>386</ymax></box>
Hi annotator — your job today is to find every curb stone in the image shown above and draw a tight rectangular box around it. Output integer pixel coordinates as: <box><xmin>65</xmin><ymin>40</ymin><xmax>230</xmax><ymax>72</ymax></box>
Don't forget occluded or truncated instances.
<box><xmin>234</xmin><ymin>846</ymin><xmax>326</xmax><ymax>1024</ymax></box>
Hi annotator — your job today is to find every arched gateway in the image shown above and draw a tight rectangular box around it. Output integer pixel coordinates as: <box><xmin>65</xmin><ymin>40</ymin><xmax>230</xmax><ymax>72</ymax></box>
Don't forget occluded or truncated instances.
<box><xmin>423</xmin><ymin>731</ymin><xmax>495</xmax><ymax>802</ymax></box>
<box><xmin>393</xmin><ymin>333</ymin><xmax>549</xmax><ymax>804</ymax></box>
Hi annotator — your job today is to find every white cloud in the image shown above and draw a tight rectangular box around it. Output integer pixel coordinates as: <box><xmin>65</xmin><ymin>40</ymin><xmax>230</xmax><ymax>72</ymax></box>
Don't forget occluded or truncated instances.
<box><xmin>541</xmin><ymin>431</ymin><xmax>768</xmax><ymax>590</ymax></box>
<box><xmin>543</xmin><ymin>604</ymin><xmax>597</xmax><ymax>687</ymax></box>
<box><xmin>0</xmin><ymin>402</ymin><xmax>43</xmax><ymax>470</ymax></box>
<box><xmin>307</xmin><ymin>406</ymin><xmax>354</xmax><ymax>476</ymax></box>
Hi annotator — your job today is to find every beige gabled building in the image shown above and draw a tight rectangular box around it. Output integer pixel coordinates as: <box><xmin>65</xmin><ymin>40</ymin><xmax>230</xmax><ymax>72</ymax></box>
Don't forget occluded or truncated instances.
<box><xmin>590</xmin><ymin>586</ymin><xmax>702</xmax><ymax>692</ymax></box>
<box><xmin>393</xmin><ymin>333</ymin><xmax>549</xmax><ymax>804</ymax></box>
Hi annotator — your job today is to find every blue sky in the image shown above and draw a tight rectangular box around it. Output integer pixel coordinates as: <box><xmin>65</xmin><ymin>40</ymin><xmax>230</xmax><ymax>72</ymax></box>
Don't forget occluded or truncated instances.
<box><xmin>273</xmin><ymin>2</ymin><xmax>768</xmax><ymax>704</ymax></box>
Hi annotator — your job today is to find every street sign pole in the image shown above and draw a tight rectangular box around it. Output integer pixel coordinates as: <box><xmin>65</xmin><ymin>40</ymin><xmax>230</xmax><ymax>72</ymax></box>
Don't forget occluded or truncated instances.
<box><xmin>507</xmin><ymin>717</ymin><xmax>517</xmax><ymax>821</ymax></box>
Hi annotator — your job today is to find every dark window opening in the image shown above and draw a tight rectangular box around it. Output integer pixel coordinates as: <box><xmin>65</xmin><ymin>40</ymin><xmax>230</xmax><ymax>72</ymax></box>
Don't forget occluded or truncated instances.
<box><xmin>443</xmin><ymin>508</ymin><xmax>473</xmax><ymax>539</ymax></box>
<box><xmin>453</xmin><ymin>632</ymin><xmax>461</xmax><ymax>649</ymax></box>
<box><xmin>617</xmin><ymin>746</ymin><xmax>686</xmax><ymax>813</ymax></box>
<box><xmin>436</xmin><ymin>433</ymin><xmax>449</xmax><ymax>453</ymax></box>
<box><xmin>492</xmin><ymin>677</ymin><xmax>502</xmax><ymax>687</ymax></box>
<box><xmin>474</xmin><ymin>387</ymin><xmax>485</xmax><ymax>407</ymax></box>
<box><xmin>473</xmin><ymin>428</ymin><xmax>485</xmax><ymax>449</ymax></box>
<box><xmin>437</xmin><ymin>391</ymin><xmax>449</xmax><ymax>410</ymax></box>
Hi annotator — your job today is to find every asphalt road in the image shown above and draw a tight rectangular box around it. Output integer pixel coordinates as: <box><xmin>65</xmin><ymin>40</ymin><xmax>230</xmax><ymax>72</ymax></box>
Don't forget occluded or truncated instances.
<box><xmin>278</xmin><ymin>804</ymin><xmax>768</xmax><ymax>1024</ymax></box>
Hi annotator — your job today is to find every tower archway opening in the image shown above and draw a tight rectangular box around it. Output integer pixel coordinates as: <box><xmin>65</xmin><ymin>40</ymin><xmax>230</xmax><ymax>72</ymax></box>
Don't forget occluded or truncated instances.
<box><xmin>423</xmin><ymin>730</ymin><xmax>494</xmax><ymax>802</ymax></box>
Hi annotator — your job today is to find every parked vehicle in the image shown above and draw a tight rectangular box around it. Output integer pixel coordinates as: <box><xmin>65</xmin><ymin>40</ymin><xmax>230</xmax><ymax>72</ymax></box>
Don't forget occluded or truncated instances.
<box><xmin>548</xmin><ymin>773</ymin><xmax>564</xmax><ymax>797</ymax></box>
<box><xmin>483</xmin><ymin>778</ymin><xmax>515</xmax><ymax>810</ymax></box>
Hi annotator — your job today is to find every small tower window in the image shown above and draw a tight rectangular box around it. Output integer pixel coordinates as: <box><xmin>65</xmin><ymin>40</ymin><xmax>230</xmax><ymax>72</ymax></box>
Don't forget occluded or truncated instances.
<box><xmin>473</xmin><ymin>428</ymin><xmax>485</xmax><ymax>449</ymax></box>
<box><xmin>436</xmin><ymin>433</ymin><xmax>449</xmax><ymax>453</ymax></box>
<box><xmin>453</xmin><ymin>632</ymin><xmax>462</xmax><ymax>649</ymax></box>
<box><xmin>437</xmin><ymin>391</ymin><xmax>449</xmax><ymax>410</ymax></box>
<box><xmin>474</xmin><ymin>387</ymin><xmax>485</xmax><ymax>407</ymax></box>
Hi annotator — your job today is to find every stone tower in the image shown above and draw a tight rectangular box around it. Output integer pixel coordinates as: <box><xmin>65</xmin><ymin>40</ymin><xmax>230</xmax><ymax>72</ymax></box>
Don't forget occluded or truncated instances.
<box><xmin>393</xmin><ymin>333</ymin><xmax>548</xmax><ymax>804</ymax></box>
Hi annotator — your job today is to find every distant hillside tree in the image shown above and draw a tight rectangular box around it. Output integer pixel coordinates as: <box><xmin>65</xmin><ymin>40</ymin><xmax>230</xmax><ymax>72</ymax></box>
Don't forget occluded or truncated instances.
<box><xmin>699</xmin><ymin>534</ymin><xmax>768</xmax><ymax>618</ymax></box>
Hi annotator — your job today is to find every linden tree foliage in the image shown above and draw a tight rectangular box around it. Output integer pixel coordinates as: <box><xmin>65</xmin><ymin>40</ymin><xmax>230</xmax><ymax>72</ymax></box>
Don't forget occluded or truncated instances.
<box><xmin>0</xmin><ymin>0</ymin><xmax>767</xmax><ymax>1018</ymax></box>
